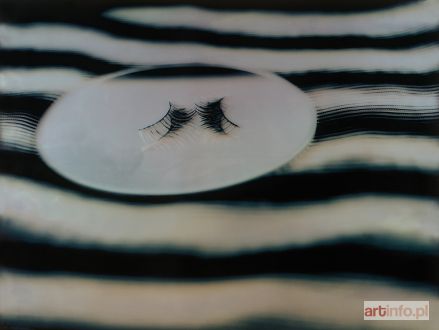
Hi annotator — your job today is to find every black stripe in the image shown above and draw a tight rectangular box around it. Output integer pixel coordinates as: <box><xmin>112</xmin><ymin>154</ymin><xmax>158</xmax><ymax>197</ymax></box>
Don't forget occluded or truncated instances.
<box><xmin>315</xmin><ymin>116</ymin><xmax>439</xmax><ymax>139</ymax></box>
<box><xmin>0</xmin><ymin>237</ymin><xmax>437</xmax><ymax>284</ymax></box>
<box><xmin>319</xmin><ymin>111</ymin><xmax>439</xmax><ymax>120</ymax></box>
<box><xmin>82</xmin><ymin>20</ymin><xmax>439</xmax><ymax>50</ymax></box>
<box><xmin>318</xmin><ymin>105</ymin><xmax>439</xmax><ymax>112</ymax></box>
<box><xmin>0</xmin><ymin>0</ymin><xmax>421</xmax><ymax>22</ymax></box>
<box><xmin>0</xmin><ymin>54</ymin><xmax>250</xmax><ymax>78</ymax></box>
<box><xmin>0</xmin><ymin>94</ymin><xmax>54</xmax><ymax>117</ymax></box>
<box><xmin>318</xmin><ymin>107</ymin><xmax>439</xmax><ymax>118</ymax></box>
<box><xmin>282</xmin><ymin>71</ymin><xmax>439</xmax><ymax>89</ymax></box>
<box><xmin>0</xmin><ymin>151</ymin><xmax>437</xmax><ymax>203</ymax></box>
<box><xmin>73</xmin><ymin>22</ymin><xmax>439</xmax><ymax>50</ymax></box>
<box><xmin>0</xmin><ymin>317</ymin><xmax>365</xmax><ymax>330</ymax></box>
<box><xmin>316</xmin><ymin>131</ymin><xmax>439</xmax><ymax>141</ymax></box>
<box><xmin>0</xmin><ymin>49</ymin><xmax>126</xmax><ymax>75</ymax></box>
<box><xmin>6</xmin><ymin>18</ymin><xmax>437</xmax><ymax>51</ymax></box>
<box><xmin>0</xmin><ymin>143</ymin><xmax>37</xmax><ymax>154</ymax></box>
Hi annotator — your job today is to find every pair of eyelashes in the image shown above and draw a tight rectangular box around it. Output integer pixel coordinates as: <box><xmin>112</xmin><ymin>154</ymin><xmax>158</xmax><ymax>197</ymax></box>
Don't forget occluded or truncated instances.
<box><xmin>139</xmin><ymin>98</ymin><xmax>238</xmax><ymax>140</ymax></box>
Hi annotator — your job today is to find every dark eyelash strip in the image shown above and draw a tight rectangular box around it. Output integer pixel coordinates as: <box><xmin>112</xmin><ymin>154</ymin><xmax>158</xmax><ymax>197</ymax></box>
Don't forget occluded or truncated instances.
<box><xmin>139</xmin><ymin>102</ymin><xmax>195</xmax><ymax>140</ymax></box>
<box><xmin>196</xmin><ymin>98</ymin><xmax>239</xmax><ymax>134</ymax></box>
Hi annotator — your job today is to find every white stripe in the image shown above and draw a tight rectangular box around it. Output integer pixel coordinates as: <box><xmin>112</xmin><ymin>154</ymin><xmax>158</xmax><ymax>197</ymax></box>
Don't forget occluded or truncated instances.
<box><xmin>1</xmin><ymin>272</ymin><xmax>437</xmax><ymax>329</ymax></box>
<box><xmin>310</xmin><ymin>85</ymin><xmax>439</xmax><ymax>93</ymax></box>
<box><xmin>287</xmin><ymin>135</ymin><xmax>439</xmax><ymax>172</ymax></box>
<box><xmin>0</xmin><ymin>68</ymin><xmax>89</xmax><ymax>94</ymax></box>
<box><xmin>0</xmin><ymin>114</ymin><xmax>37</xmax><ymax>151</ymax></box>
<box><xmin>1</xmin><ymin>24</ymin><xmax>438</xmax><ymax>73</ymax></box>
<box><xmin>104</xmin><ymin>0</ymin><xmax>439</xmax><ymax>37</ymax></box>
<box><xmin>0</xmin><ymin>115</ymin><xmax>38</xmax><ymax>129</ymax></box>
<box><xmin>309</xmin><ymin>87</ymin><xmax>439</xmax><ymax>111</ymax></box>
<box><xmin>0</xmin><ymin>118</ymin><xmax>38</xmax><ymax>129</ymax></box>
<box><xmin>1</xmin><ymin>175</ymin><xmax>437</xmax><ymax>254</ymax></box>
<box><xmin>0</xmin><ymin>125</ymin><xmax>36</xmax><ymax>148</ymax></box>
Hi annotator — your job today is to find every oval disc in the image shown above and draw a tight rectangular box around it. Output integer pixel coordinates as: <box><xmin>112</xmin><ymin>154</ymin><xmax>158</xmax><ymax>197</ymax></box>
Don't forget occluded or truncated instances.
<box><xmin>36</xmin><ymin>64</ymin><xmax>316</xmax><ymax>195</ymax></box>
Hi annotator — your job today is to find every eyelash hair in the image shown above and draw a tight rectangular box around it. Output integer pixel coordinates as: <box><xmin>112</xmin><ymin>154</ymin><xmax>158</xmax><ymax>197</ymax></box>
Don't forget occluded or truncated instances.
<box><xmin>196</xmin><ymin>98</ymin><xmax>239</xmax><ymax>134</ymax></box>
<box><xmin>138</xmin><ymin>102</ymin><xmax>195</xmax><ymax>141</ymax></box>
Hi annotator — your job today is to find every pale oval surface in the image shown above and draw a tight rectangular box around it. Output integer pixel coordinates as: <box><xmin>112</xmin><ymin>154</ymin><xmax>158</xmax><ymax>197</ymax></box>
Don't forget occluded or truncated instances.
<box><xmin>36</xmin><ymin>65</ymin><xmax>316</xmax><ymax>195</ymax></box>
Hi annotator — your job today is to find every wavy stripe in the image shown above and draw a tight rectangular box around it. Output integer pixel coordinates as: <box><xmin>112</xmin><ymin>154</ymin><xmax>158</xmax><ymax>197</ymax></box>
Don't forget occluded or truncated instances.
<box><xmin>0</xmin><ymin>124</ymin><xmax>36</xmax><ymax>151</ymax></box>
<box><xmin>1</xmin><ymin>175</ymin><xmax>437</xmax><ymax>253</ymax></box>
<box><xmin>315</xmin><ymin>117</ymin><xmax>439</xmax><ymax>139</ymax></box>
<box><xmin>0</xmin><ymin>142</ymin><xmax>37</xmax><ymax>153</ymax></box>
<box><xmin>0</xmin><ymin>114</ymin><xmax>39</xmax><ymax>128</ymax></box>
<box><xmin>282</xmin><ymin>71</ymin><xmax>439</xmax><ymax>89</ymax></box>
<box><xmin>104</xmin><ymin>0</ymin><xmax>439</xmax><ymax>38</ymax></box>
<box><xmin>0</xmin><ymin>123</ymin><xmax>36</xmax><ymax>136</ymax></box>
<box><xmin>2</xmin><ymin>50</ymin><xmax>438</xmax><ymax>89</ymax></box>
<box><xmin>0</xmin><ymin>272</ymin><xmax>437</xmax><ymax>329</ymax></box>
<box><xmin>39</xmin><ymin>23</ymin><xmax>439</xmax><ymax>51</ymax></box>
<box><xmin>0</xmin><ymin>319</ymin><xmax>359</xmax><ymax>330</ymax></box>
<box><xmin>1</xmin><ymin>152</ymin><xmax>438</xmax><ymax>201</ymax></box>
<box><xmin>0</xmin><ymin>143</ymin><xmax>37</xmax><ymax>154</ymax></box>
<box><xmin>0</xmin><ymin>0</ymin><xmax>422</xmax><ymax>18</ymax></box>
<box><xmin>1</xmin><ymin>25</ymin><xmax>438</xmax><ymax>73</ymax></box>
<box><xmin>3</xmin><ymin>18</ymin><xmax>434</xmax><ymax>51</ymax></box>
<box><xmin>309</xmin><ymin>87</ymin><xmax>439</xmax><ymax>109</ymax></box>
<box><xmin>319</xmin><ymin>112</ymin><xmax>439</xmax><ymax>122</ymax></box>
<box><xmin>0</xmin><ymin>49</ymin><xmax>126</xmax><ymax>74</ymax></box>
<box><xmin>0</xmin><ymin>119</ymin><xmax>39</xmax><ymax>131</ymax></box>
<box><xmin>0</xmin><ymin>94</ymin><xmax>54</xmax><ymax>116</ymax></box>
<box><xmin>319</xmin><ymin>107</ymin><xmax>439</xmax><ymax>117</ymax></box>
<box><xmin>286</xmin><ymin>135</ymin><xmax>439</xmax><ymax>172</ymax></box>
<box><xmin>2</xmin><ymin>12</ymin><xmax>436</xmax><ymax>51</ymax></box>
<box><xmin>1</xmin><ymin>238</ymin><xmax>437</xmax><ymax>284</ymax></box>
<box><xmin>313</xmin><ymin>84</ymin><xmax>439</xmax><ymax>93</ymax></box>
<box><xmin>0</xmin><ymin>113</ymin><xmax>38</xmax><ymax>151</ymax></box>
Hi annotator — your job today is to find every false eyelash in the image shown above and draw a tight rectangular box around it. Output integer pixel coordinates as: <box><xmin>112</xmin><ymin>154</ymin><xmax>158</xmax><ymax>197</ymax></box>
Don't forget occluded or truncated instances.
<box><xmin>196</xmin><ymin>98</ymin><xmax>239</xmax><ymax>134</ymax></box>
<box><xmin>138</xmin><ymin>102</ymin><xmax>195</xmax><ymax>141</ymax></box>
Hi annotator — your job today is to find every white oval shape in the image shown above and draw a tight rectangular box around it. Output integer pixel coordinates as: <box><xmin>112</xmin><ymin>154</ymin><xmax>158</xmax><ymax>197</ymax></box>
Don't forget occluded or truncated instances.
<box><xmin>37</xmin><ymin>65</ymin><xmax>316</xmax><ymax>195</ymax></box>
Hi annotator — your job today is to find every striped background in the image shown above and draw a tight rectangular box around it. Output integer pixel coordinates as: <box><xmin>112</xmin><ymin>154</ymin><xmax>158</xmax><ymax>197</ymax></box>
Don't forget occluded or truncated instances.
<box><xmin>0</xmin><ymin>0</ymin><xmax>438</xmax><ymax>329</ymax></box>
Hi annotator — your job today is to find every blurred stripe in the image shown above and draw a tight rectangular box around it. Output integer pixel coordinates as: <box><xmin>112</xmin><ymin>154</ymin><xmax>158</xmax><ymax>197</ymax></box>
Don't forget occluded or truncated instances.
<box><xmin>1</xmin><ymin>175</ymin><xmax>437</xmax><ymax>252</ymax></box>
<box><xmin>1</xmin><ymin>237</ymin><xmax>437</xmax><ymax>283</ymax></box>
<box><xmin>0</xmin><ymin>0</ymin><xmax>422</xmax><ymax>18</ymax></box>
<box><xmin>2</xmin><ymin>50</ymin><xmax>438</xmax><ymax>89</ymax></box>
<box><xmin>1</xmin><ymin>271</ymin><xmax>437</xmax><ymax>329</ymax></box>
<box><xmin>104</xmin><ymin>0</ymin><xmax>439</xmax><ymax>38</ymax></box>
<box><xmin>1</xmin><ymin>25</ymin><xmax>438</xmax><ymax>73</ymax></box>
